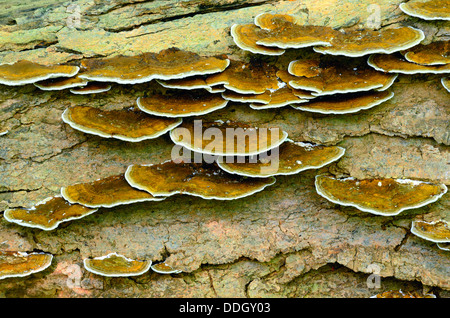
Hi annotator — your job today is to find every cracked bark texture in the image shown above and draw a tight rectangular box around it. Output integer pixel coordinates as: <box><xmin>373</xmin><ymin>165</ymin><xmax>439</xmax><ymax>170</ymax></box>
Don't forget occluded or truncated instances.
<box><xmin>0</xmin><ymin>0</ymin><xmax>449</xmax><ymax>298</ymax></box>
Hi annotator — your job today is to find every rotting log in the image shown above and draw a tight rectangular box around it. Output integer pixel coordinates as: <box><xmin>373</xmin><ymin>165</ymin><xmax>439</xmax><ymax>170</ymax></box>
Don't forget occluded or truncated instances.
<box><xmin>0</xmin><ymin>0</ymin><xmax>449</xmax><ymax>298</ymax></box>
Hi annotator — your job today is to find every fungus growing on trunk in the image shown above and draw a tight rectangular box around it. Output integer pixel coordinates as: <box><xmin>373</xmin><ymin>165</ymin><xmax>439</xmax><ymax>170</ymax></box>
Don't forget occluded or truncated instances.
<box><xmin>83</xmin><ymin>252</ymin><xmax>152</xmax><ymax>277</ymax></box>
<box><xmin>151</xmin><ymin>261</ymin><xmax>182</xmax><ymax>274</ymax></box>
<box><xmin>61</xmin><ymin>174</ymin><xmax>165</xmax><ymax>208</ymax></box>
<box><xmin>125</xmin><ymin>161</ymin><xmax>276</xmax><ymax>200</ymax></box>
<box><xmin>157</xmin><ymin>76</ymin><xmax>225</xmax><ymax>93</ymax></box>
<box><xmin>368</xmin><ymin>53</ymin><xmax>450</xmax><ymax>74</ymax></box>
<box><xmin>136</xmin><ymin>89</ymin><xmax>228</xmax><ymax>117</ymax></box>
<box><xmin>169</xmin><ymin>120</ymin><xmax>288</xmax><ymax>156</ymax></box>
<box><xmin>205</xmin><ymin>60</ymin><xmax>281</xmax><ymax>94</ymax></box>
<box><xmin>411</xmin><ymin>220</ymin><xmax>450</xmax><ymax>243</ymax></box>
<box><xmin>0</xmin><ymin>60</ymin><xmax>79</xmax><ymax>86</ymax></box>
<box><xmin>3</xmin><ymin>196</ymin><xmax>97</xmax><ymax>231</ymax></box>
<box><xmin>62</xmin><ymin>106</ymin><xmax>182</xmax><ymax>142</ymax></box>
<box><xmin>402</xmin><ymin>41</ymin><xmax>450</xmax><ymax>66</ymax></box>
<box><xmin>217</xmin><ymin>141</ymin><xmax>345</xmax><ymax>177</ymax></box>
<box><xmin>313</xmin><ymin>27</ymin><xmax>425</xmax><ymax>57</ymax></box>
<box><xmin>314</xmin><ymin>175</ymin><xmax>447</xmax><ymax>216</ymax></box>
<box><xmin>78</xmin><ymin>48</ymin><xmax>230</xmax><ymax>84</ymax></box>
<box><xmin>69</xmin><ymin>82</ymin><xmax>112</xmax><ymax>94</ymax></box>
<box><xmin>34</xmin><ymin>76</ymin><xmax>88</xmax><ymax>91</ymax></box>
<box><xmin>371</xmin><ymin>290</ymin><xmax>436</xmax><ymax>298</ymax></box>
<box><xmin>399</xmin><ymin>0</ymin><xmax>450</xmax><ymax>20</ymax></box>
<box><xmin>249</xmin><ymin>86</ymin><xmax>310</xmax><ymax>109</ymax></box>
<box><xmin>0</xmin><ymin>251</ymin><xmax>53</xmax><ymax>279</ymax></box>
<box><xmin>292</xmin><ymin>90</ymin><xmax>394</xmax><ymax>114</ymax></box>
<box><xmin>285</xmin><ymin>60</ymin><xmax>397</xmax><ymax>96</ymax></box>
<box><xmin>230</xmin><ymin>24</ymin><xmax>285</xmax><ymax>55</ymax></box>
<box><xmin>441</xmin><ymin>77</ymin><xmax>449</xmax><ymax>92</ymax></box>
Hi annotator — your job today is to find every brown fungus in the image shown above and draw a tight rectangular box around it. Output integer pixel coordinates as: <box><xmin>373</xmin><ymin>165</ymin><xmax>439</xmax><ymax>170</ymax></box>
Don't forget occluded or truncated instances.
<box><xmin>217</xmin><ymin>141</ymin><xmax>345</xmax><ymax>178</ymax></box>
<box><xmin>125</xmin><ymin>160</ymin><xmax>276</xmax><ymax>200</ymax></box>
<box><xmin>169</xmin><ymin>120</ymin><xmax>288</xmax><ymax>156</ymax></box>
<box><xmin>411</xmin><ymin>220</ymin><xmax>450</xmax><ymax>243</ymax></box>
<box><xmin>136</xmin><ymin>89</ymin><xmax>228</xmax><ymax>118</ymax></box>
<box><xmin>252</xmin><ymin>13</ymin><xmax>338</xmax><ymax>49</ymax></box>
<box><xmin>78</xmin><ymin>48</ymin><xmax>230</xmax><ymax>84</ymax></box>
<box><xmin>402</xmin><ymin>40</ymin><xmax>450</xmax><ymax>66</ymax></box>
<box><xmin>156</xmin><ymin>76</ymin><xmax>225</xmax><ymax>93</ymax></box>
<box><xmin>205</xmin><ymin>60</ymin><xmax>282</xmax><ymax>94</ymax></box>
<box><xmin>368</xmin><ymin>53</ymin><xmax>450</xmax><ymax>74</ymax></box>
<box><xmin>0</xmin><ymin>251</ymin><xmax>53</xmax><ymax>280</ymax></box>
<box><xmin>230</xmin><ymin>23</ymin><xmax>285</xmax><ymax>56</ymax></box>
<box><xmin>61</xmin><ymin>174</ymin><xmax>165</xmax><ymax>209</ymax></box>
<box><xmin>0</xmin><ymin>60</ymin><xmax>79</xmax><ymax>86</ymax></box>
<box><xmin>249</xmin><ymin>85</ymin><xmax>310</xmax><ymax>110</ymax></box>
<box><xmin>371</xmin><ymin>290</ymin><xmax>436</xmax><ymax>298</ymax></box>
<box><xmin>292</xmin><ymin>90</ymin><xmax>394</xmax><ymax>114</ymax></box>
<box><xmin>399</xmin><ymin>0</ymin><xmax>450</xmax><ymax>21</ymax></box>
<box><xmin>62</xmin><ymin>106</ymin><xmax>182</xmax><ymax>142</ymax></box>
<box><xmin>151</xmin><ymin>261</ymin><xmax>182</xmax><ymax>274</ymax></box>
<box><xmin>315</xmin><ymin>175</ymin><xmax>448</xmax><ymax>216</ymax></box>
<box><xmin>3</xmin><ymin>196</ymin><xmax>97</xmax><ymax>231</ymax></box>
<box><xmin>221</xmin><ymin>90</ymin><xmax>272</xmax><ymax>104</ymax></box>
<box><xmin>69</xmin><ymin>82</ymin><xmax>112</xmax><ymax>94</ymax></box>
<box><xmin>284</xmin><ymin>60</ymin><xmax>397</xmax><ymax>96</ymax></box>
<box><xmin>34</xmin><ymin>76</ymin><xmax>88</xmax><ymax>91</ymax></box>
<box><xmin>83</xmin><ymin>252</ymin><xmax>152</xmax><ymax>277</ymax></box>
<box><xmin>313</xmin><ymin>27</ymin><xmax>425</xmax><ymax>57</ymax></box>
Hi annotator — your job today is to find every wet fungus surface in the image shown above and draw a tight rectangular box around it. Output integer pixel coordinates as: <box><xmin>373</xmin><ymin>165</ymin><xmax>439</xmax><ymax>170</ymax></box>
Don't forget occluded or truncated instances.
<box><xmin>61</xmin><ymin>174</ymin><xmax>165</xmax><ymax>209</ymax></box>
<box><xmin>169</xmin><ymin>120</ymin><xmax>288</xmax><ymax>156</ymax></box>
<box><xmin>125</xmin><ymin>161</ymin><xmax>276</xmax><ymax>200</ymax></box>
<box><xmin>368</xmin><ymin>53</ymin><xmax>450</xmax><ymax>74</ymax></box>
<box><xmin>399</xmin><ymin>0</ymin><xmax>450</xmax><ymax>21</ymax></box>
<box><xmin>0</xmin><ymin>251</ymin><xmax>53</xmax><ymax>280</ymax></box>
<box><xmin>136</xmin><ymin>89</ymin><xmax>228</xmax><ymax>117</ymax></box>
<box><xmin>83</xmin><ymin>252</ymin><xmax>152</xmax><ymax>277</ymax></box>
<box><xmin>69</xmin><ymin>82</ymin><xmax>112</xmax><ymax>95</ymax></box>
<box><xmin>3</xmin><ymin>196</ymin><xmax>97</xmax><ymax>231</ymax></box>
<box><xmin>62</xmin><ymin>106</ymin><xmax>182</xmax><ymax>142</ymax></box>
<box><xmin>230</xmin><ymin>23</ymin><xmax>286</xmax><ymax>56</ymax></box>
<box><xmin>78</xmin><ymin>48</ymin><xmax>230</xmax><ymax>84</ymax></box>
<box><xmin>0</xmin><ymin>60</ymin><xmax>79</xmax><ymax>86</ymax></box>
<box><xmin>315</xmin><ymin>175</ymin><xmax>448</xmax><ymax>216</ymax></box>
<box><xmin>313</xmin><ymin>27</ymin><xmax>425</xmax><ymax>57</ymax></box>
<box><xmin>217</xmin><ymin>141</ymin><xmax>345</xmax><ymax>178</ymax></box>
<box><xmin>34</xmin><ymin>76</ymin><xmax>88</xmax><ymax>91</ymax></box>
<box><xmin>151</xmin><ymin>261</ymin><xmax>182</xmax><ymax>274</ymax></box>
<box><xmin>411</xmin><ymin>220</ymin><xmax>450</xmax><ymax>243</ymax></box>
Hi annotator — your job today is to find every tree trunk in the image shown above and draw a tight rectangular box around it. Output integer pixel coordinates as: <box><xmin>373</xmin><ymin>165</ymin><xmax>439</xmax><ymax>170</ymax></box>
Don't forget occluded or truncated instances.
<box><xmin>0</xmin><ymin>0</ymin><xmax>448</xmax><ymax>298</ymax></box>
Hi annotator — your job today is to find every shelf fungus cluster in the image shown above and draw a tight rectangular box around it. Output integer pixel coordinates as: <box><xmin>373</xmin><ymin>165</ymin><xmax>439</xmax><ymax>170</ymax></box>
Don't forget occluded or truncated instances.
<box><xmin>400</xmin><ymin>0</ymin><xmax>450</xmax><ymax>21</ymax></box>
<box><xmin>1</xmin><ymin>6</ymin><xmax>448</xmax><ymax>284</ymax></box>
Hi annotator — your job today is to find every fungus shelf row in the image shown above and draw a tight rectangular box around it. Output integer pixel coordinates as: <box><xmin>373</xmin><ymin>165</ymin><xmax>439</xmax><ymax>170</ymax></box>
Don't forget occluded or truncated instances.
<box><xmin>1</xmin><ymin>3</ymin><xmax>449</xmax><ymax>282</ymax></box>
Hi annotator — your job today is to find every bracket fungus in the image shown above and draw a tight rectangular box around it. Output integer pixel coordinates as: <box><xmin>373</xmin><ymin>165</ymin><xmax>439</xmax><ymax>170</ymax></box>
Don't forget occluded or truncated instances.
<box><xmin>34</xmin><ymin>76</ymin><xmax>88</xmax><ymax>91</ymax></box>
<box><xmin>313</xmin><ymin>27</ymin><xmax>425</xmax><ymax>57</ymax></box>
<box><xmin>61</xmin><ymin>174</ymin><xmax>165</xmax><ymax>208</ymax></box>
<box><xmin>69</xmin><ymin>82</ymin><xmax>112</xmax><ymax>95</ymax></box>
<box><xmin>136</xmin><ymin>89</ymin><xmax>228</xmax><ymax>118</ymax></box>
<box><xmin>205</xmin><ymin>60</ymin><xmax>281</xmax><ymax>94</ymax></box>
<box><xmin>125</xmin><ymin>161</ymin><xmax>276</xmax><ymax>200</ymax></box>
<box><xmin>169</xmin><ymin>120</ymin><xmax>288</xmax><ymax>156</ymax></box>
<box><xmin>217</xmin><ymin>141</ymin><xmax>345</xmax><ymax>178</ymax></box>
<box><xmin>251</xmin><ymin>13</ymin><xmax>337</xmax><ymax>49</ymax></box>
<box><xmin>83</xmin><ymin>252</ymin><xmax>152</xmax><ymax>277</ymax></box>
<box><xmin>0</xmin><ymin>251</ymin><xmax>53</xmax><ymax>280</ymax></box>
<box><xmin>402</xmin><ymin>41</ymin><xmax>450</xmax><ymax>66</ymax></box>
<box><xmin>371</xmin><ymin>290</ymin><xmax>436</xmax><ymax>298</ymax></box>
<box><xmin>0</xmin><ymin>60</ymin><xmax>79</xmax><ymax>86</ymax></box>
<box><xmin>314</xmin><ymin>175</ymin><xmax>448</xmax><ymax>216</ymax></box>
<box><xmin>411</xmin><ymin>220</ymin><xmax>450</xmax><ymax>243</ymax></box>
<box><xmin>284</xmin><ymin>60</ymin><xmax>397</xmax><ymax>96</ymax></box>
<box><xmin>442</xmin><ymin>77</ymin><xmax>450</xmax><ymax>92</ymax></box>
<box><xmin>399</xmin><ymin>0</ymin><xmax>450</xmax><ymax>21</ymax></box>
<box><xmin>230</xmin><ymin>23</ymin><xmax>285</xmax><ymax>56</ymax></box>
<box><xmin>151</xmin><ymin>261</ymin><xmax>182</xmax><ymax>274</ymax></box>
<box><xmin>156</xmin><ymin>77</ymin><xmax>225</xmax><ymax>93</ymax></box>
<box><xmin>3</xmin><ymin>196</ymin><xmax>97</xmax><ymax>231</ymax></box>
<box><xmin>249</xmin><ymin>86</ymin><xmax>310</xmax><ymax>110</ymax></box>
<box><xmin>368</xmin><ymin>53</ymin><xmax>450</xmax><ymax>74</ymax></box>
<box><xmin>78</xmin><ymin>48</ymin><xmax>230</xmax><ymax>84</ymax></box>
<box><xmin>62</xmin><ymin>106</ymin><xmax>182</xmax><ymax>142</ymax></box>
<box><xmin>292</xmin><ymin>90</ymin><xmax>394</xmax><ymax>114</ymax></box>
